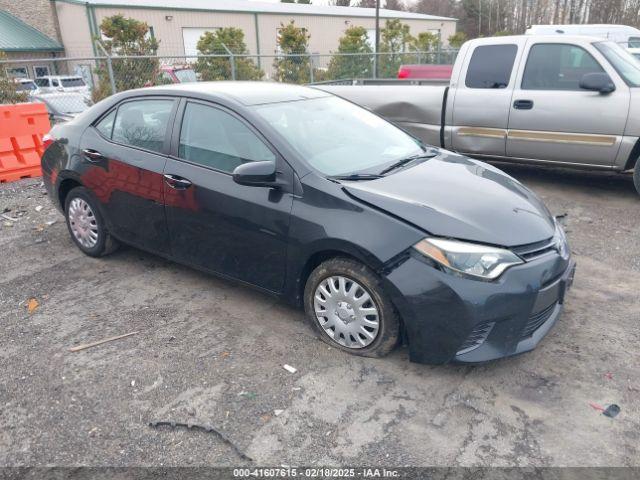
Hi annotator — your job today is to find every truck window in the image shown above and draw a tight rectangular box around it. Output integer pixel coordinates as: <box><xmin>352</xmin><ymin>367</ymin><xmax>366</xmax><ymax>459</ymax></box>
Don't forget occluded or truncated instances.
<box><xmin>522</xmin><ymin>44</ymin><xmax>604</xmax><ymax>90</ymax></box>
<box><xmin>465</xmin><ymin>44</ymin><xmax>518</xmax><ymax>89</ymax></box>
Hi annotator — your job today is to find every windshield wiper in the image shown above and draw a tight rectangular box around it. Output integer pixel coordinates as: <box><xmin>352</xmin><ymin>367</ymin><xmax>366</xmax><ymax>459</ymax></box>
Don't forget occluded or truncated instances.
<box><xmin>378</xmin><ymin>152</ymin><xmax>437</xmax><ymax>176</ymax></box>
<box><xmin>330</xmin><ymin>173</ymin><xmax>383</xmax><ymax>181</ymax></box>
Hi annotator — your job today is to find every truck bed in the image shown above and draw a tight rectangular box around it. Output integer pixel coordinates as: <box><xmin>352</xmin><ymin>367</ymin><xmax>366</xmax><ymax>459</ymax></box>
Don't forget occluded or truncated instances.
<box><xmin>312</xmin><ymin>84</ymin><xmax>447</xmax><ymax>147</ymax></box>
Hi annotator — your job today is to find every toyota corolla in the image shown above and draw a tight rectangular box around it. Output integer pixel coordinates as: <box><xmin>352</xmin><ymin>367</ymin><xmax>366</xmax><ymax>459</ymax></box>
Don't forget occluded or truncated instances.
<box><xmin>41</xmin><ymin>82</ymin><xmax>575</xmax><ymax>364</ymax></box>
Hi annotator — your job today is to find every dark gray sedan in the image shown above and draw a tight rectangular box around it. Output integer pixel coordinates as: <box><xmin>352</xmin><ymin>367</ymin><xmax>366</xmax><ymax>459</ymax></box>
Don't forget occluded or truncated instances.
<box><xmin>41</xmin><ymin>82</ymin><xmax>575</xmax><ymax>364</ymax></box>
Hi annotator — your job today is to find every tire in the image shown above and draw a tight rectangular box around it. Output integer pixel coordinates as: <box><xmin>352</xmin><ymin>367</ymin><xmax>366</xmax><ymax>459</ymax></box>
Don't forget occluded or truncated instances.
<box><xmin>634</xmin><ymin>166</ymin><xmax>640</xmax><ymax>197</ymax></box>
<box><xmin>64</xmin><ymin>186</ymin><xmax>119</xmax><ymax>257</ymax></box>
<box><xmin>304</xmin><ymin>257</ymin><xmax>400</xmax><ymax>358</ymax></box>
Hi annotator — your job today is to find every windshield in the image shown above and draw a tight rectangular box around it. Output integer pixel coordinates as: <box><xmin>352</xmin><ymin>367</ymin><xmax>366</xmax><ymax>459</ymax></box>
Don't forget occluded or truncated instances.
<box><xmin>61</xmin><ymin>77</ymin><xmax>86</xmax><ymax>88</ymax></box>
<box><xmin>174</xmin><ymin>68</ymin><xmax>197</xmax><ymax>83</ymax></box>
<box><xmin>253</xmin><ymin>96</ymin><xmax>423</xmax><ymax>176</ymax></box>
<box><xmin>594</xmin><ymin>41</ymin><xmax>640</xmax><ymax>87</ymax></box>
<box><xmin>16</xmin><ymin>81</ymin><xmax>37</xmax><ymax>91</ymax></box>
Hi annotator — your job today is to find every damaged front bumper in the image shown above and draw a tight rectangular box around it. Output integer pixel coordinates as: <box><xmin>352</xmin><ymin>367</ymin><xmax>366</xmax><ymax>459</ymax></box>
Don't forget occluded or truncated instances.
<box><xmin>383</xmin><ymin>249</ymin><xmax>576</xmax><ymax>365</ymax></box>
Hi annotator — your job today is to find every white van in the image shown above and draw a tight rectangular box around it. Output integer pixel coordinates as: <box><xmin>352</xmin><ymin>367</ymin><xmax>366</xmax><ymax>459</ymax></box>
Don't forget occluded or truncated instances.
<box><xmin>34</xmin><ymin>75</ymin><xmax>91</xmax><ymax>97</ymax></box>
<box><xmin>526</xmin><ymin>24</ymin><xmax>640</xmax><ymax>48</ymax></box>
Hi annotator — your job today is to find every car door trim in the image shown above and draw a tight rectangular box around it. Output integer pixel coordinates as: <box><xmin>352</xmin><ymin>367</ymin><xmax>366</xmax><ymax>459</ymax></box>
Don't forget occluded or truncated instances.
<box><xmin>457</xmin><ymin>127</ymin><xmax>507</xmax><ymax>139</ymax></box>
<box><xmin>456</xmin><ymin>126</ymin><xmax>617</xmax><ymax>147</ymax></box>
<box><xmin>508</xmin><ymin>130</ymin><xmax>618</xmax><ymax>146</ymax></box>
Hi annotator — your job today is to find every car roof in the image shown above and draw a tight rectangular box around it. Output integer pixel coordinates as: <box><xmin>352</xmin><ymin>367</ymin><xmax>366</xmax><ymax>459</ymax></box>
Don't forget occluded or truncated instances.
<box><xmin>140</xmin><ymin>81</ymin><xmax>330</xmax><ymax>106</ymax></box>
<box><xmin>40</xmin><ymin>75</ymin><xmax>83</xmax><ymax>79</ymax></box>
<box><xmin>471</xmin><ymin>34</ymin><xmax>607</xmax><ymax>44</ymax></box>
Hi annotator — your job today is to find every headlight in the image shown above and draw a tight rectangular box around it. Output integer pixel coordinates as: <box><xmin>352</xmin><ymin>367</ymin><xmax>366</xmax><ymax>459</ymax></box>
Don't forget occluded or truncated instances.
<box><xmin>413</xmin><ymin>238</ymin><xmax>524</xmax><ymax>280</ymax></box>
<box><xmin>554</xmin><ymin>221</ymin><xmax>570</xmax><ymax>260</ymax></box>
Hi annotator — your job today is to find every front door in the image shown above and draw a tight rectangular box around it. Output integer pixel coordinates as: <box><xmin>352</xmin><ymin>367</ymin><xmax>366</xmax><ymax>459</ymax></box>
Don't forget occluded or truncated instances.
<box><xmin>507</xmin><ymin>41</ymin><xmax>629</xmax><ymax>166</ymax></box>
<box><xmin>79</xmin><ymin>98</ymin><xmax>177</xmax><ymax>254</ymax></box>
<box><xmin>163</xmin><ymin>100</ymin><xmax>293</xmax><ymax>293</ymax></box>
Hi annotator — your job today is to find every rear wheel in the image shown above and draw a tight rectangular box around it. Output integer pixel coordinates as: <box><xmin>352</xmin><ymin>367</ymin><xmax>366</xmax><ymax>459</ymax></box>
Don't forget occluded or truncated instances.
<box><xmin>64</xmin><ymin>186</ymin><xmax>118</xmax><ymax>257</ymax></box>
<box><xmin>304</xmin><ymin>257</ymin><xmax>399</xmax><ymax>358</ymax></box>
<box><xmin>634</xmin><ymin>166</ymin><xmax>640</xmax><ymax>197</ymax></box>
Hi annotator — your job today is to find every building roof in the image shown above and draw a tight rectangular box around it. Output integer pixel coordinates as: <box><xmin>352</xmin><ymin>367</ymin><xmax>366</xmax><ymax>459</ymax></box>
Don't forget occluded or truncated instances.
<box><xmin>67</xmin><ymin>0</ymin><xmax>456</xmax><ymax>21</ymax></box>
<box><xmin>0</xmin><ymin>10</ymin><xmax>64</xmax><ymax>52</ymax></box>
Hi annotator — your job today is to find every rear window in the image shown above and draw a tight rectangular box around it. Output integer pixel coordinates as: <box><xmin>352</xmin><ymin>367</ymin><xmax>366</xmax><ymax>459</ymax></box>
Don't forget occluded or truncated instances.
<box><xmin>61</xmin><ymin>78</ymin><xmax>86</xmax><ymax>88</ymax></box>
<box><xmin>111</xmin><ymin>99</ymin><xmax>174</xmax><ymax>154</ymax></box>
<box><xmin>465</xmin><ymin>44</ymin><xmax>518</xmax><ymax>89</ymax></box>
<box><xmin>35</xmin><ymin>78</ymin><xmax>50</xmax><ymax>87</ymax></box>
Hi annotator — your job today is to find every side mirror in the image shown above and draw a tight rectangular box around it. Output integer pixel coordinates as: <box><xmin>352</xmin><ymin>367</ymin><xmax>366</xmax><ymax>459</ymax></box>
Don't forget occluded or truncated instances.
<box><xmin>579</xmin><ymin>73</ymin><xmax>615</xmax><ymax>94</ymax></box>
<box><xmin>232</xmin><ymin>161</ymin><xmax>277</xmax><ymax>187</ymax></box>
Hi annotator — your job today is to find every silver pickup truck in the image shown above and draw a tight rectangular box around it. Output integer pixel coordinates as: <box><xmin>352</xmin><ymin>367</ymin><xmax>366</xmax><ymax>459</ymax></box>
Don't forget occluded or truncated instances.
<box><xmin>316</xmin><ymin>35</ymin><xmax>640</xmax><ymax>195</ymax></box>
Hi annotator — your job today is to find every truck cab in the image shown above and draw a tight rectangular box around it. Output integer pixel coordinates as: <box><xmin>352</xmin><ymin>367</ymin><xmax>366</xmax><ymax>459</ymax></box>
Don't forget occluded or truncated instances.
<box><xmin>447</xmin><ymin>35</ymin><xmax>639</xmax><ymax>170</ymax></box>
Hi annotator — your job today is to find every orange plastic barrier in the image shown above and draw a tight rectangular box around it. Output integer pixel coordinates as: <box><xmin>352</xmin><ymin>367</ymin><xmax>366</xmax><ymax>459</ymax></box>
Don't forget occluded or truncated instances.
<box><xmin>0</xmin><ymin>103</ymin><xmax>50</xmax><ymax>183</ymax></box>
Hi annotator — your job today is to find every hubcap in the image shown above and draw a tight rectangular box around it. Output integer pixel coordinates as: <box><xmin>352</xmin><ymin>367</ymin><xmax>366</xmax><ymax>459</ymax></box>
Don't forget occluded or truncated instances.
<box><xmin>68</xmin><ymin>198</ymin><xmax>99</xmax><ymax>248</ymax></box>
<box><xmin>313</xmin><ymin>276</ymin><xmax>380</xmax><ymax>349</ymax></box>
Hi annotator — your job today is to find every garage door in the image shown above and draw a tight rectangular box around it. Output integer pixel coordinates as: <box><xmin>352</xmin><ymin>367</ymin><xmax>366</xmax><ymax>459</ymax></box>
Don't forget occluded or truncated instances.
<box><xmin>182</xmin><ymin>27</ymin><xmax>219</xmax><ymax>57</ymax></box>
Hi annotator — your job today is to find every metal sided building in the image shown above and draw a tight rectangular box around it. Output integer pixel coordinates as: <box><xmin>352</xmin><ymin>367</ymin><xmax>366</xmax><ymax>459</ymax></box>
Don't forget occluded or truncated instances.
<box><xmin>51</xmin><ymin>0</ymin><xmax>457</xmax><ymax>58</ymax></box>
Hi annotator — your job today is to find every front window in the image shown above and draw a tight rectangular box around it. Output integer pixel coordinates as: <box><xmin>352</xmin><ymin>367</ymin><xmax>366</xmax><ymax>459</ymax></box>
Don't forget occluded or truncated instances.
<box><xmin>594</xmin><ymin>41</ymin><xmax>640</xmax><ymax>87</ymax></box>
<box><xmin>522</xmin><ymin>44</ymin><xmax>604</xmax><ymax>90</ymax></box>
<box><xmin>254</xmin><ymin>96</ymin><xmax>423</xmax><ymax>176</ymax></box>
<box><xmin>178</xmin><ymin>102</ymin><xmax>275</xmax><ymax>173</ymax></box>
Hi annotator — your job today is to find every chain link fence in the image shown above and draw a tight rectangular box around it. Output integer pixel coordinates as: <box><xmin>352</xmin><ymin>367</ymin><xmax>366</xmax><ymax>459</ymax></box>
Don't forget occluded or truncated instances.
<box><xmin>1</xmin><ymin>49</ymin><xmax>458</xmax><ymax>121</ymax></box>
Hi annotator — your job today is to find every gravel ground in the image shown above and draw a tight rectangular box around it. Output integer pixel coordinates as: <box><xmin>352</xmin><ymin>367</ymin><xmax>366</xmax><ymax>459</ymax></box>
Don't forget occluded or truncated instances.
<box><xmin>0</xmin><ymin>165</ymin><xmax>638</xmax><ymax>468</ymax></box>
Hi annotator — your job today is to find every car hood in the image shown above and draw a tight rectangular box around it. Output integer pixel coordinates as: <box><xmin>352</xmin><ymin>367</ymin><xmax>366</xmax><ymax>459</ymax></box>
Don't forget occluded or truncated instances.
<box><xmin>342</xmin><ymin>151</ymin><xmax>555</xmax><ymax>247</ymax></box>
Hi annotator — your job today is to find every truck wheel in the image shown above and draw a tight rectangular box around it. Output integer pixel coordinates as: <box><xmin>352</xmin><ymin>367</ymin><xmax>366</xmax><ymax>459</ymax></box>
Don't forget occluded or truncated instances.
<box><xmin>634</xmin><ymin>166</ymin><xmax>640</xmax><ymax>197</ymax></box>
<box><xmin>304</xmin><ymin>257</ymin><xmax>400</xmax><ymax>358</ymax></box>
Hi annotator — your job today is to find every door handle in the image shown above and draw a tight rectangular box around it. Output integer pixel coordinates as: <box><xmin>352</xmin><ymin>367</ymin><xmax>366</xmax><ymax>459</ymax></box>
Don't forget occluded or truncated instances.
<box><xmin>82</xmin><ymin>149</ymin><xmax>105</xmax><ymax>161</ymax></box>
<box><xmin>513</xmin><ymin>100</ymin><xmax>534</xmax><ymax>110</ymax></box>
<box><xmin>164</xmin><ymin>174</ymin><xmax>192</xmax><ymax>190</ymax></box>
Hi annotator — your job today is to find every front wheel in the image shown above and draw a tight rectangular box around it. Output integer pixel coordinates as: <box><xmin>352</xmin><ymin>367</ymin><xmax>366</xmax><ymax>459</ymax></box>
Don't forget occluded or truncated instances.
<box><xmin>304</xmin><ymin>257</ymin><xmax>400</xmax><ymax>358</ymax></box>
<box><xmin>634</xmin><ymin>166</ymin><xmax>640</xmax><ymax>197</ymax></box>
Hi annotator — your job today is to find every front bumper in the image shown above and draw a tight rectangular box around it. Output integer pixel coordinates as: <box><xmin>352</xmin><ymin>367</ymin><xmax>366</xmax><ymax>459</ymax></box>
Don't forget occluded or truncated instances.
<box><xmin>383</xmin><ymin>250</ymin><xmax>576</xmax><ymax>364</ymax></box>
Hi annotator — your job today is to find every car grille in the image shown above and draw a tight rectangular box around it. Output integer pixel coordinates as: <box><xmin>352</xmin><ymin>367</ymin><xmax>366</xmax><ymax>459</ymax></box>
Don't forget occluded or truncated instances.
<box><xmin>456</xmin><ymin>321</ymin><xmax>495</xmax><ymax>355</ymax></box>
<box><xmin>521</xmin><ymin>302</ymin><xmax>557</xmax><ymax>339</ymax></box>
<box><xmin>512</xmin><ymin>237</ymin><xmax>557</xmax><ymax>261</ymax></box>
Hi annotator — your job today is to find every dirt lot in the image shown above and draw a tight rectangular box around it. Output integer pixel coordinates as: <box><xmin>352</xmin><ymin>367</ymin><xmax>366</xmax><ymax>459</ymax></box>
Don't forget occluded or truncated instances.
<box><xmin>1</xmin><ymin>164</ymin><xmax>639</xmax><ymax>468</ymax></box>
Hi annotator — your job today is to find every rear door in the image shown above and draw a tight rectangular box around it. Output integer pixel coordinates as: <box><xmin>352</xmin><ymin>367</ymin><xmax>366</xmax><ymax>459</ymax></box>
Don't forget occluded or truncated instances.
<box><xmin>79</xmin><ymin>97</ymin><xmax>178</xmax><ymax>254</ymax></box>
<box><xmin>162</xmin><ymin>99</ymin><xmax>293</xmax><ymax>293</ymax></box>
<box><xmin>450</xmin><ymin>39</ymin><xmax>523</xmax><ymax>156</ymax></box>
<box><xmin>506</xmin><ymin>40</ymin><xmax>629</xmax><ymax>166</ymax></box>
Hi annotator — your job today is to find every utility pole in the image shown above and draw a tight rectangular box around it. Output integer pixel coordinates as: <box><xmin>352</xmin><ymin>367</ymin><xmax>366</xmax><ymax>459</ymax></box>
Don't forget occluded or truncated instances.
<box><xmin>374</xmin><ymin>0</ymin><xmax>380</xmax><ymax>78</ymax></box>
<box><xmin>478</xmin><ymin>0</ymin><xmax>482</xmax><ymax>37</ymax></box>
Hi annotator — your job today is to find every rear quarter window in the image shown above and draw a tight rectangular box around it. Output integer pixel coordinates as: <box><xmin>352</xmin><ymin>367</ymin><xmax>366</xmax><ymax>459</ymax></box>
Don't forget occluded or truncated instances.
<box><xmin>465</xmin><ymin>44</ymin><xmax>518</xmax><ymax>89</ymax></box>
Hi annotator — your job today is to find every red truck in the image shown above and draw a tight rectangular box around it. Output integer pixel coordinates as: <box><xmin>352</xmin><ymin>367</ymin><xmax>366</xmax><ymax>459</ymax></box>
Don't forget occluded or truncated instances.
<box><xmin>397</xmin><ymin>64</ymin><xmax>453</xmax><ymax>80</ymax></box>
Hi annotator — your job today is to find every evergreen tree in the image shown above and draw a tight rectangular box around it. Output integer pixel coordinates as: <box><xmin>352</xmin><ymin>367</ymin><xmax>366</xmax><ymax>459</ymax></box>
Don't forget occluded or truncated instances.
<box><xmin>195</xmin><ymin>28</ymin><xmax>263</xmax><ymax>81</ymax></box>
<box><xmin>378</xmin><ymin>19</ymin><xmax>414</xmax><ymax>77</ymax></box>
<box><xmin>327</xmin><ymin>26</ymin><xmax>373</xmax><ymax>79</ymax></box>
<box><xmin>0</xmin><ymin>52</ymin><xmax>27</xmax><ymax>104</ymax></box>
<box><xmin>93</xmin><ymin>15</ymin><xmax>160</xmax><ymax>101</ymax></box>
<box><xmin>273</xmin><ymin>21</ymin><xmax>311</xmax><ymax>84</ymax></box>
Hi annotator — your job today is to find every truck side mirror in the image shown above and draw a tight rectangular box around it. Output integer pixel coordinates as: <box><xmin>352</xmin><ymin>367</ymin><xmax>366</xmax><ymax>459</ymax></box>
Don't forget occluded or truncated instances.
<box><xmin>579</xmin><ymin>73</ymin><xmax>615</xmax><ymax>94</ymax></box>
